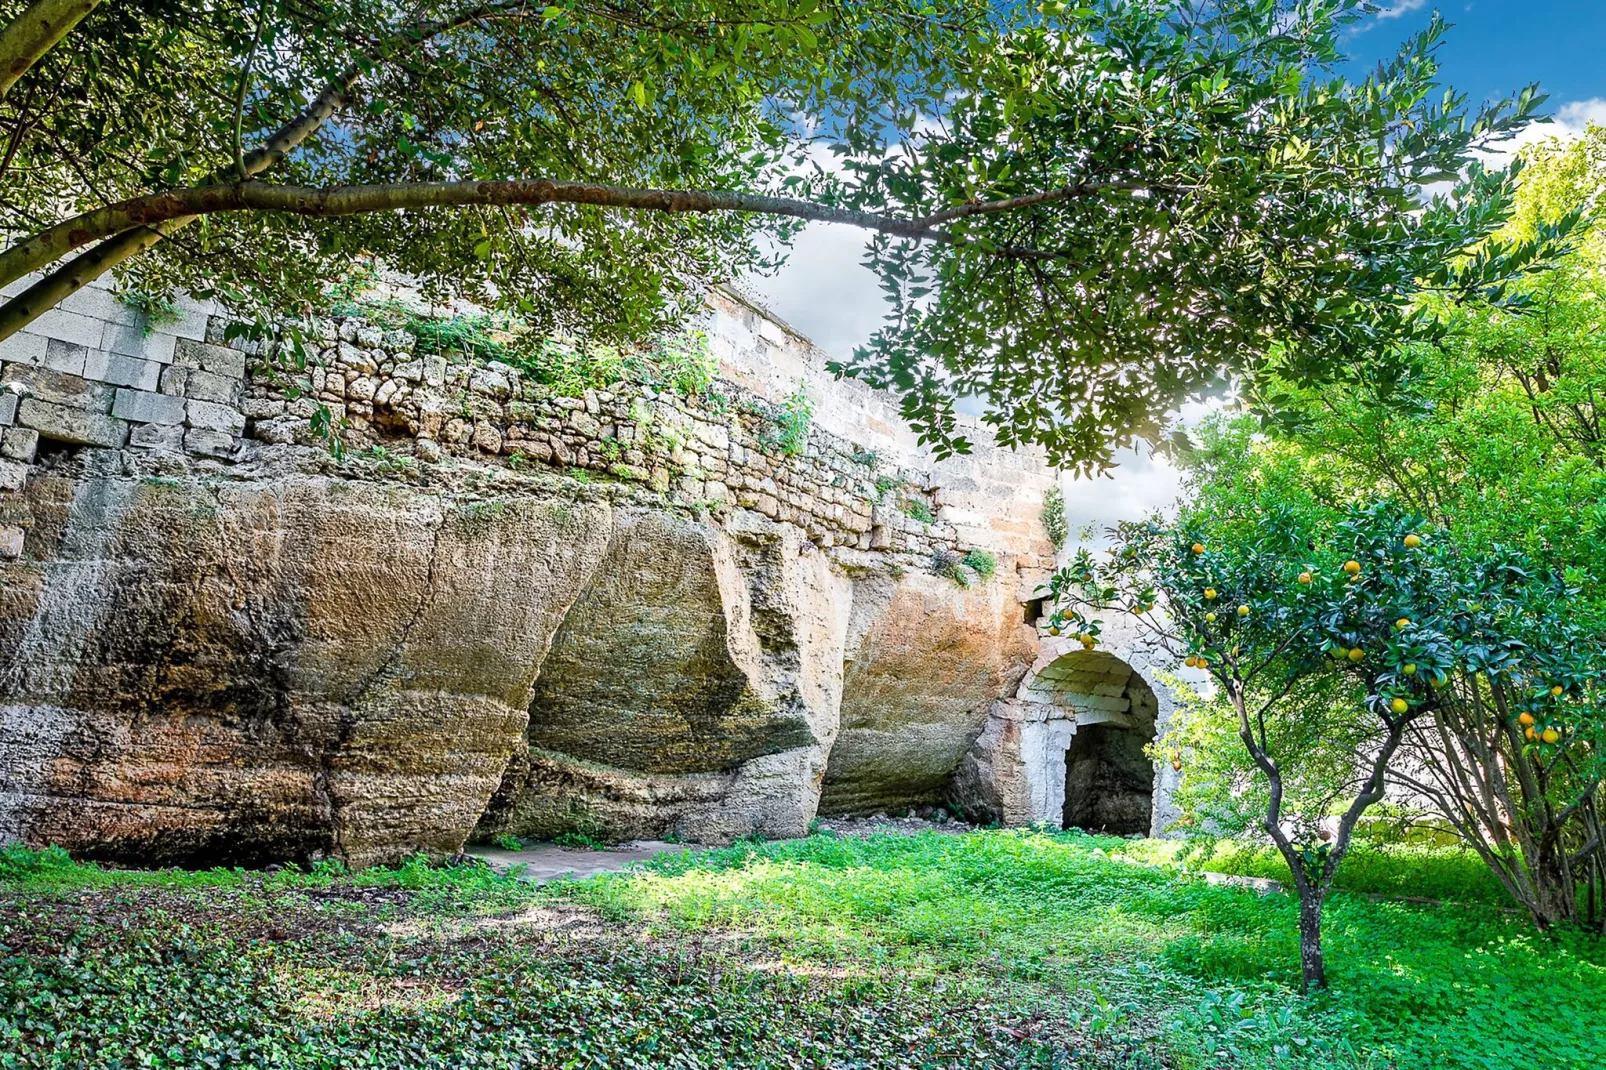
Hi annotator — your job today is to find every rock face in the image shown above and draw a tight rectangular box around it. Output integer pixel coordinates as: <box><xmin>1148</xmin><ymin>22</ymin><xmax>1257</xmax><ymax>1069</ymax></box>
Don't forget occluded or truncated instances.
<box><xmin>476</xmin><ymin>510</ymin><xmax>852</xmax><ymax>844</ymax></box>
<box><xmin>819</xmin><ymin>573</ymin><xmax>1035</xmax><ymax>815</ymax></box>
<box><xmin>0</xmin><ymin>452</ymin><xmax>615</xmax><ymax>867</ymax></box>
<box><xmin>0</xmin><ymin>292</ymin><xmax>1068</xmax><ymax>866</ymax></box>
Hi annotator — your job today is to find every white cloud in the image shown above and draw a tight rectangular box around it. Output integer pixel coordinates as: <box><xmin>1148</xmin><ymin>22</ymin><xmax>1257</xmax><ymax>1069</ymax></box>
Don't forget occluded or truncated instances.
<box><xmin>1376</xmin><ymin>0</ymin><xmax>1429</xmax><ymax>20</ymax></box>
<box><xmin>743</xmin><ymin>222</ymin><xmax>884</xmax><ymax>362</ymax></box>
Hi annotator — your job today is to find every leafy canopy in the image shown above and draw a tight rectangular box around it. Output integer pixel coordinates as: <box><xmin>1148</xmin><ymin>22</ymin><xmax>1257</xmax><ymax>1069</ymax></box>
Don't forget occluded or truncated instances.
<box><xmin>0</xmin><ymin>0</ymin><xmax>1575</xmax><ymax>469</ymax></box>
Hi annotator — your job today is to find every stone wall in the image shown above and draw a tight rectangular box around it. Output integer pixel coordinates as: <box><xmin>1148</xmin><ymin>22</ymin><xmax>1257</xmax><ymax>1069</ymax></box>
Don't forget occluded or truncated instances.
<box><xmin>0</xmin><ymin>277</ymin><xmax>1061</xmax><ymax>864</ymax></box>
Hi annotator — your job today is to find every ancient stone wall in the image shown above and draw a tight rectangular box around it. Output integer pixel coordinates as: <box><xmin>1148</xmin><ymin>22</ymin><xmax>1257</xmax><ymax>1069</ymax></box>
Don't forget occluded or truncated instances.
<box><xmin>0</xmin><ymin>276</ymin><xmax>1059</xmax><ymax>865</ymax></box>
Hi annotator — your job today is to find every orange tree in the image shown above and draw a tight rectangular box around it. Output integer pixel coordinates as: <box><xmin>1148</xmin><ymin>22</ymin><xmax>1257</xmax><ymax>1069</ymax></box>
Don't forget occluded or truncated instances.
<box><xmin>1042</xmin><ymin>500</ymin><xmax>1606</xmax><ymax>989</ymax></box>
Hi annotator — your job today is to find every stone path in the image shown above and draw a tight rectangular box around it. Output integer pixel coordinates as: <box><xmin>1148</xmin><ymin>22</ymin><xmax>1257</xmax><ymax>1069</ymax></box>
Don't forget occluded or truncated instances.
<box><xmin>468</xmin><ymin>840</ymin><xmax>697</xmax><ymax>883</ymax></box>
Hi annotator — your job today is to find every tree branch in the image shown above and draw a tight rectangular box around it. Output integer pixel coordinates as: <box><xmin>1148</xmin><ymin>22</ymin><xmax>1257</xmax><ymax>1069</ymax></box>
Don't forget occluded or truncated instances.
<box><xmin>0</xmin><ymin>0</ymin><xmax>101</xmax><ymax>99</ymax></box>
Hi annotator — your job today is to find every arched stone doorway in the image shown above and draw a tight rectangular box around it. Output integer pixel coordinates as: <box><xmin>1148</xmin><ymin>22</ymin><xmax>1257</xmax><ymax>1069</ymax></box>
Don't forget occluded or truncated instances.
<box><xmin>1027</xmin><ymin>650</ymin><xmax>1159</xmax><ymax>835</ymax></box>
<box><xmin>951</xmin><ymin>636</ymin><xmax>1177</xmax><ymax>837</ymax></box>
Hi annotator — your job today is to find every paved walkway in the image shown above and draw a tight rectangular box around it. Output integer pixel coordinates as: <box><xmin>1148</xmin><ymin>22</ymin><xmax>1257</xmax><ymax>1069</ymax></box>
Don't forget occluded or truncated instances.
<box><xmin>468</xmin><ymin>840</ymin><xmax>697</xmax><ymax>883</ymax></box>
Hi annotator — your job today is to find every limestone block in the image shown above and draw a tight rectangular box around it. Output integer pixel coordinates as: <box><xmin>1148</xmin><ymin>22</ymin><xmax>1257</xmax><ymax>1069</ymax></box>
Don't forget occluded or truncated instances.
<box><xmin>129</xmin><ymin>421</ymin><xmax>185</xmax><ymax>451</ymax></box>
<box><xmin>0</xmin><ymin>524</ymin><xmax>22</xmax><ymax>559</ymax></box>
<box><xmin>17</xmin><ymin>398</ymin><xmax>128</xmax><ymax>447</ymax></box>
<box><xmin>43</xmin><ymin>338</ymin><xmax>89</xmax><ymax>376</ymax></box>
<box><xmin>183</xmin><ymin>427</ymin><xmax>236</xmax><ymax>458</ymax></box>
<box><xmin>185</xmin><ymin>368</ymin><xmax>244</xmax><ymax>406</ymax></box>
<box><xmin>84</xmin><ymin>350</ymin><xmax>162</xmax><ymax>391</ymax></box>
<box><xmin>112</xmin><ymin>388</ymin><xmax>187</xmax><ymax>426</ymax></box>
<box><xmin>158</xmin><ymin>364</ymin><xmax>189</xmax><ymax>396</ymax></box>
<box><xmin>102</xmin><ymin>322</ymin><xmax>178</xmax><ymax>363</ymax></box>
<box><xmin>174</xmin><ymin>339</ymin><xmax>248</xmax><ymax>378</ymax></box>
<box><xmin>1</xmin><ymin>427</ymin><xmax>39</xmax><ymax>463</ymax></box>
<box><xmin>0</xmin><ymin>331</ymin><xmax>48</xmax><ymax>366</ymax></box>
<box><xmin>0</xmin><ymin>393</ymin><xmax>15</xmax><ymax>426</ymax></box>
<box><xmin>28</xmin><ymin>308</ymin><xmax>104</xmax><ymax>349</ymax></box>
<box><xmin>186</xmin><ymin>399</ymin><xmax>246</xmax><ymax>435</ymax></box>
<box><xmin>241</xmin><ymin>397</ymin><xmax>286</xmax><ymax>419</ymax></box>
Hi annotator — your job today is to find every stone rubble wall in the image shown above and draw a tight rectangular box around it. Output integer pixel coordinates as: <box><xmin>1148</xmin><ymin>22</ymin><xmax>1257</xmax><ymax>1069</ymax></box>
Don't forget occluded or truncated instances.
<box><xmin>1</xmin><ymin>278</ymin><xmax>1055</xmax><ymax>575</ymax></box>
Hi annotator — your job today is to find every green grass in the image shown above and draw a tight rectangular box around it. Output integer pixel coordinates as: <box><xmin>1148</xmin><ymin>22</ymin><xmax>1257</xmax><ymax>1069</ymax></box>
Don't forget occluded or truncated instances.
<box><xmin>3</xmin><ymin>833</ymin><xmax>1603</xmax><ymax>1069</ymax></box>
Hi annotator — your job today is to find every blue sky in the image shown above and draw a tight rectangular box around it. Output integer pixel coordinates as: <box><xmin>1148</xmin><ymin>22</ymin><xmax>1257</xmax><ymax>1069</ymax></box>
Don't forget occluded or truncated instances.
<box><xmin>1342</xmin><ymin>2</ymin><xmax>1606</xmax><ymax>112</ymax></box>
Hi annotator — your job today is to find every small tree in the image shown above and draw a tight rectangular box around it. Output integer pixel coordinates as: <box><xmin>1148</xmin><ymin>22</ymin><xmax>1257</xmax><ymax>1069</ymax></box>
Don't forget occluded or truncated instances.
<box><xmin>1048</xmin><ymin>501</ymin><xmax>1540</xmax><ymax>990</ymax></box>
<box><xmin>1384</xmin><ymin>572</ymin><xmax>1606</xmax><ymax>931</ymax></box>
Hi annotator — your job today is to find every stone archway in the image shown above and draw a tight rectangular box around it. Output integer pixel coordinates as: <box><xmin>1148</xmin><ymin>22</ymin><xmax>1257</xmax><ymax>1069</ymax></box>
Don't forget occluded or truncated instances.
<box><xmin>1027</xmin><ymin>650</ymin><xmax>1159</xmax><ymax>835</ymax></box>
<box><xmin>951</xmin><ymin>638</ymin><xmax>1177</xmax><ymax>837</ymax></box>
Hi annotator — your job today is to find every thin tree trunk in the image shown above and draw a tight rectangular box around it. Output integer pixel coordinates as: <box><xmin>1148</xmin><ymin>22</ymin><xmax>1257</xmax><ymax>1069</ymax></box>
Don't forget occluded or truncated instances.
<box><xmin>1297</xmin><ymin>891</ymin><xmax>1327</xmax><ymax>992</ymax></box>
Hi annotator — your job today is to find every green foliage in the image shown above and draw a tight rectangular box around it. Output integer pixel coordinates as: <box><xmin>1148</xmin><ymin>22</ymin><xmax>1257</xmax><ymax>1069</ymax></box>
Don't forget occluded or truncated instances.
<box><xmin>491</xmin><ymin>834</ymin><xmax>522</xmax><ymax>852</ymax></box>
<box><xmin>758</xmin><ymin>383</ymin><xmax>812</xmax><ymax>457</ymax></box>
<box><xmin>5</xmin><ymin>834</ymin><xmax>1605</xmax><ymax>1068</ymax></box>
<box><xmin>562</xmin><ymin>830</ymin><xmax>1606</xmax><ymax>1069</ymax></box>
<box><xmin>2</xmin><ymin>2</ymin><xmax>1570</xmax><ymax>472</ymax></box>
<box><xmin>962</xmin><ymin>549</ymin><xmax>998</xmax><ymax>581</ymax></box>
<box><xmin>899</xmin><ymin>496</ymin><xmax>935</xmax><ymax>524</ymax></box>
<box><xmin>550</xmin><ymin>831</ymin><xmax>609</xmax><ymax>851</ymax></box>
<box><xmin>1041</xmin><ymin>487</ymin><xmax>1068</xmax><ymax>552</ymax></box>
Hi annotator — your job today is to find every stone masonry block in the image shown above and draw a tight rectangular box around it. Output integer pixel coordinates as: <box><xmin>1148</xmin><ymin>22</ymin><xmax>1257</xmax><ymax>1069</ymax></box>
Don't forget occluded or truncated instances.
<box><xmin>17</xmin><ymin>398</ymin><xmax>128</xmax><ymax>447</ymax></box>
<box><xmin>185</xmin><ymin>368</ymin><xmax>243</xmax><ymax>406</ymax></box>
<box><xmin>102</xmin><ymin>321</ymin><xmax>179</xmax><ymax>363</ymax></box>
<box><xmin>174</xmin><ymin>338</ymin><xmax>247</xmax><ymax>378</ymax></box>
<box><xmin>0</xmin><ymin>459</ymin><xmax>26</xmax><ymax>492</ymax></box>
<box><xmin>0</xmin><ymin>393</ymin><xmax>15</xmax><ymax>426</ymax></box>
<box><xmin>159</xmin><ymin>364</ymin><xmax>189</xmax><ymax>396</ymax></box>
<box><xmin>3</xmin><ymin>365</ymin><xmax>115</xmax><ymax>411</ymax></box>
<box><xmin>129</xmin><ymin>422</ymin><xmax>184</xmax><ymax>451</ymax></box>
<box><xmin>112</xmin><ymin>388</ymin><xmax>186</xmax><ymax>425</ymax></box>
<box><xmin>0</xmin><ymin>524</ymin><xmax>22</xmax><ymax>559</ymax></box>
<box><xmin>0</xmin><ymin>331</ymin><xmax>47</xmax><ymax>366</ymax></box>
<box><xmin>183</xmin><ymin>427</ymin><xmax>236</xmax><ymax>458</ymax></box>
<box><xmin>60</xmin><ymin>284</ymin><xmax>142</xmax><ymax>326</ymax></box>
<box><xmin>1</xmin><ymin>426</ymin><xmax>38</xmax><ymax>462</ymax></box>
<box><xmin>185</xmin><ymin>398</ymin><xmax>246</xmax><ymax>435</ymax></box>
<box><xmin>43</xmin><ymin>338</ymin><xmax>88</xmax><ymax>376</ymax></box>
<box><xmin>28</xmin><ymin>307</ymin><xmax>104</xmax><ymax>349</ymax></box>
<box><xmin>84</xmin><ymin>350</ymin><xmax>162</xmax><ymax>391</ymax></box>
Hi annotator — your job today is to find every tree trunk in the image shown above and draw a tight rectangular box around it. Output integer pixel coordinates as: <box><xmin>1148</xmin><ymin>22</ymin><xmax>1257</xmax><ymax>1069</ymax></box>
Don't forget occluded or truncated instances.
<box><xmin>1528</xmin><ymin>848</ymin><xmax>1577</xmax><ymax>931</ymax></box>
<box><xmin>1297</xmin><ymin>891</ymin><xmax>1327</xmax><ymax>992</ymax></box>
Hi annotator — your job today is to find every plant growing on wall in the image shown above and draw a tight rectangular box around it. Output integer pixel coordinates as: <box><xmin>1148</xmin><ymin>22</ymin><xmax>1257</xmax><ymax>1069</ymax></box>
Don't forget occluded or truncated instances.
<box><xmin>0</xmin><ymin>0</ymin><xmax>1571</xmax><ymax>472</ymax></box>
<box><xmin>759</xmin><ymin>384</ymin><xmax>813</xmax><ymax>458</ymax></box>
<box><xmin>1041</xmin><ymin>487</ymin><xmax>1068</xmax><ymax>553</ymax></box>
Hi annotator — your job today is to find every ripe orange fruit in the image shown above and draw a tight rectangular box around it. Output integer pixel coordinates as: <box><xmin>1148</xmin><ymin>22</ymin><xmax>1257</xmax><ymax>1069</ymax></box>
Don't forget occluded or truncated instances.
<box><xmin>1347</xmin><ymin>647</ymin><xmax>1364</xmax><ymax>662</ymax></box>
<box><xmin>1551</xmin><ymin>685</ymin><xmax>1564</xmax><ymax>697</ymax></box>
<box><xmin>1298</xmin><ymin>571</ymin><xmax>1313</xmax><ymax>584</ymax></box>
<box><xmin>1519</xmin><ymin>712</ymin><xmax>1536</xmax><ymax>727</ymax></box>
<box><xmin>1191</xmin><ymin>543</ymin><xmax>1205</xmax><ymax>554</ymax></box>
<box><xmin>1396</xmin><ymin>618</ymin><xmax>1411</xmax><ymax>631</ymax></box>
<box><xmin>1390</xmin><ymin>697</ymin><xmax>1408</xmax><ymax>714</ymax></box>
<box><xmin>1404</xmin><ymin>534</ymin><xmax>1422</xmax><ymax>549</ymax></box>
<box><xmin>1344</xmin><ymin>560</ymin><xmax>1362</xmax><ymax>576</ymax></box>
<box><xmin>1237</xmin><ymin>604</ymin><xmax>1251</xmax><ymax>617</ymax></box>
<box><xmin>1542</xmin><ymin>727</ymin><xmax>1561</xmax><ymax>745</ymax></box>
<box><xmin>1171</xmin><ymin>758</ymin><xmax>1183</xmax><ymax>772</ymax></box>
<box><xmin>1525</xmin><ymin>726</ymin><xmax>1537</xmax><ymax>741</ymax></box>
<box><xmin>1204</xmin><ymin>587</ymin><xmax>1218</xmax><ymax>600</ymax></box>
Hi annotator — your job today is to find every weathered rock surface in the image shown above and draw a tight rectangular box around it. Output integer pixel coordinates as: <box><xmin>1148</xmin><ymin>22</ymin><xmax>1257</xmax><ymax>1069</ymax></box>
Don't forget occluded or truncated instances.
<box><xmin>1</xmin><ymin>447</ymin><xmax>1040</xmax><ymax>865</ymax></box>
<box><xmin>0</xmin><ymin>451</ymin><xmax>613</xmax><ymax>866</ymax></box>
<box><xmin>819</xmin><ymin>573</ymin><xmax>1035</xmax><ymax>815</ymax></box>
